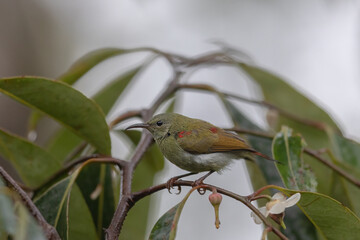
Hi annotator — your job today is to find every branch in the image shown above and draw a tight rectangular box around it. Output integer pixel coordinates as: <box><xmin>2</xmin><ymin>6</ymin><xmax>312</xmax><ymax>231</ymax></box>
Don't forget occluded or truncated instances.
<box><xmin>178</xmin><ymin>83</ymin><xmax>329</xmax><ymax>131</ymax></box>
<box><xmin>0</xmin><ymin>167</ymin><xmax>61</xmax><ymax>240</ymax></box>
<box><xmin>131</xmin><ymin>181</ymin><xmax>288</xmax><ymax>240</ymax></box>
<box><xmin>106</xmin><ymin>70</ymin><xmax>183</xmax><ymax>240</ymax></box>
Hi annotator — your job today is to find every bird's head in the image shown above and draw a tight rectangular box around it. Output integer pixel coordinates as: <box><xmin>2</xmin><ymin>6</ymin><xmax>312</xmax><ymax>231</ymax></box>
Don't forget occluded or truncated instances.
<box><xmin>126</xmin><ymin>113</ymin><xmax>178</xmax><ymax>141</ymax></box>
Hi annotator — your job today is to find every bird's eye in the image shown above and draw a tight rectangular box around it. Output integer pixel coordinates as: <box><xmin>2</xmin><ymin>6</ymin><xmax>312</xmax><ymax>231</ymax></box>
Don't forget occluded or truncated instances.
<box><xmin>156</xmin><ymin>120</ymin><xmax>163</xmax><ymax>126</ymax></box>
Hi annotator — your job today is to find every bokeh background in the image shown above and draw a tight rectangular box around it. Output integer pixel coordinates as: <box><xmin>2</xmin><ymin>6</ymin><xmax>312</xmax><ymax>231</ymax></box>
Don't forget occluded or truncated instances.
<box><xmin>1</xmin><ymin>1</ymin><xmax>360</xmax><ymax>239</ymax></box>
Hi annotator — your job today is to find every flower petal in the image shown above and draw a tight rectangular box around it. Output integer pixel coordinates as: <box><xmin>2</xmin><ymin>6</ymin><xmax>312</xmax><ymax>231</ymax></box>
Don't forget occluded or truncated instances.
<box><xmin>268</xmin><ymin>202</ymin><xmax>286</xmax><ymax>214</ymax></box>
<box><xmin>272</xmin><ymin>192</ymin><xmax>286</xmax><ymax>201</ymax></box>
<box><xmin>284</xmin><ymin>193</ymin><xmax>301</xmax><ymax>208</ymax></box>
<box><xmin>251</xmin><ymin>207</ymin><xmax>266</xmax><ymax>224</ymax></box>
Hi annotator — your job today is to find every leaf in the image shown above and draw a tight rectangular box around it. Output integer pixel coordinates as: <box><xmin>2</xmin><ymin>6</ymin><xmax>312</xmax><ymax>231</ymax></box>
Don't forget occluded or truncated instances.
<box><xmin>223</xmin><ymin>100</ymin><xmax>282</xmax><ymax>190</ymax></box>
<box><xmin>327</xmin><ymin>132</ymin><xmax>360</xmax><ymax>216</ymax></box>
<box><xmin>273</xmin><ymin>126</ymin><xmax>317</xmax><ymax>191</ymax></box>
<box><xmin>59</xmin><ymin>48</ymin><xmax>126</xmax><ymax>85</ymax></box>
<box><xmin>0</xmin><ymin>179</ymin><xmax>16</xmax><ymax>235</ymax></box>
<box><xmin>14</xmin><ymin>204</ymin><xmax>46</xmax><ymax>240</ymax></box>
<box><xmin>76</xmin><ymin>164</ymin><xmax>114</xmax><ymax>239</ymax></box>
<box><xmin>0</xmin><ymin>77</ymin><xmax>111</xmax><ymax>155</ymax></box>
<box><xmin>35</xmin><ymin>177</ymin><xmax>98</xmax><ymax>240</ymax></box>
<box><xmin>148</xmin><ymin>187</ymin><xmax>198</xmax><ymax>240</ymax></box>
<box><xmin>275</xmin><ymin>187</ymin><xmax>360</xmax><ymax>240</ymax></box>
<box><xmin>239</xmin><ymin>63</ymin><xmax>340</xmax><ymax>196</ymax></box>
<box><xmin>0</xmin><ymin>129</ymin><xmax>61</xmax><ymax>188</ymax></box>
<box><xmin>93</xmin><ymin>67</ymin><xmax>141</xmax><ymax>115</ymax></box>
<box><xmin>223</xmin><ymin>100</ymin><xmax>317</xmax><ymax>240</ymax></box>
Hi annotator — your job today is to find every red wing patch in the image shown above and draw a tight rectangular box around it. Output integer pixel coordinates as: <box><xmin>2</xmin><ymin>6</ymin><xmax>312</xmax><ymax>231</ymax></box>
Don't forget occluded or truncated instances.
<box><xmin>210</xmin><ymin>127</ymin><xmax>218</xmax><ymax>133</ymax></box>
<box><xmin>178</xmin><ymin>131</ymin><xmax>191</xmax><ymax>138</ymax></box>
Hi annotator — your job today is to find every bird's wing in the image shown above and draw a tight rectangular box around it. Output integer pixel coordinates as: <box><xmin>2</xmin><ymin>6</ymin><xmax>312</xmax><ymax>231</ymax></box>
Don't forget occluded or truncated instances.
<box><xmin>176</xmin><ymin>123</ymin><xmax>252</xmax><ymax>154</ymax></box>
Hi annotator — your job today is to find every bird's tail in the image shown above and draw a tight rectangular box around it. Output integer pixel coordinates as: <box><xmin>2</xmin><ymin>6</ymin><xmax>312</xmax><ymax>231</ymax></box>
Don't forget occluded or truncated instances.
<box><xmin>250</xmin><ymin>150</ymin><xmax>279</xmax><ymax>163</ymax></box>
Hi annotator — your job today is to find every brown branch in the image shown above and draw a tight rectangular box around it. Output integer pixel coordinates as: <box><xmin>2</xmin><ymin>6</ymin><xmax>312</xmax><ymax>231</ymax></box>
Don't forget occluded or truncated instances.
<box><xmin>304</xmin><ymin>148</ymin><xmax>360</xmax><ymax>188</ymax></box>
<box><xmin>106</xmin><ymin>71</ymin><xmax>183</xmax><ymax>240</ymax></box>
<box><xmin>109</xmin><ymin>110</ymin><xmax>142</xmax><ymax>129</ymax></box>
<box><xmin>0</xmin><ymin>167</ymin><xmax>61</xmax><ymax>240</ymax></box>
<box><xmin>131</xmin><ymin>181</ymin><xmax>288</xmax><ymax>240</ymax></box>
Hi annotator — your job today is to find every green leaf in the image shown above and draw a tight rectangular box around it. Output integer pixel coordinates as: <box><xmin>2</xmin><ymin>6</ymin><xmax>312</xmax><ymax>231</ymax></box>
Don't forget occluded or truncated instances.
<box><xmin>93</xmin><ymin>67</ymin><xmax>140</xmax><ymax>115</ymax></box>
<box><xmin>273</xmin><ymin>126</ymin><xmax>317</xmax><ymax>191</ymax></box>
<box><xmin>148</xmin><ymin>187</ymin><xmax>198</xmax><ymax>240</ymax></box>
<box><xmin>59</xmin><ymin>48</ymin><xmax>125</xmax><ymax>85</ymax></box>
<box><xmin>0</xmin><ymin>179</ymin><xmax>16</xmax><ymax>235</ymax></box>
<box><xmin>0</xmin><ymin>129</ymin><xmax>61</xmax><ymax>188</ymax></box>
<box><xmin>0</xmin><ymin>77</ymin><xmax>111</xmax><ymax>155</ymax></box>
<box><xmin>327</xmin><ymin>132</ymin><xmax>360</xmax><ymax>216</ymax></box>
<box><xmin>239</xmin><ymin>63</ymin><xmax>339</xmax><ymax>196</ymax></box>
<box><xmin>35</xmin><ymin>177</ymin><xmax>97</xmax><ymax>240</ymax></box>
<box><xmin>76</xmin><ymin>164</ymin><xmax>114</xmax><ymax>239</ymax></box>
<box><xmin>275</xmin><ymin>187</ymin><xmax>360</xmax><ymax>240</ymax></box>
<box><xmin>223</xmin><ymin>100</ymin><xmax>317</xmax><ymax>240</ymax></box>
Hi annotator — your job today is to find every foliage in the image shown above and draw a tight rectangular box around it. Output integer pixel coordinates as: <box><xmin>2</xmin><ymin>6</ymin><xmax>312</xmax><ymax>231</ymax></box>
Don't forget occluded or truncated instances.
<box><xmin>0</xmin><ymin>47</ymin><xmax>359</xmax><ymax>240</ymax></box>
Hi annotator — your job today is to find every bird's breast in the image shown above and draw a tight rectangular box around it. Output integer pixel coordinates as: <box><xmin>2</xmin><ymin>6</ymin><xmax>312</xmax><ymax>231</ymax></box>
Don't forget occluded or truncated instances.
<box><xmin>158</xmin><ymin>137</ymin><xmax>235</xmax><ymax>172</ymax></box>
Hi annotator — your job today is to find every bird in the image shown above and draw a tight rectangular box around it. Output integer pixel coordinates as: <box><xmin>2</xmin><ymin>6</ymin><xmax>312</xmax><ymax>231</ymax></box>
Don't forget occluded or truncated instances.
<box><xmin>126</xmin><ymin>113</ymin><xmax>274</xmax><ymax>190</ymax></box>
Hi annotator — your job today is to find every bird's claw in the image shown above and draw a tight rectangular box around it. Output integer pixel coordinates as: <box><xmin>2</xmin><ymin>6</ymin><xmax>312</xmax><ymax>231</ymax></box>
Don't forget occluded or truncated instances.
<box><xmin>166</xmin><ymin>177</ymin><xmax>182</xmax><ymax>194</ymax></box>
<box><xmin>192</xmin><ymin>179</ymin><xmax>206</xmax><ymax>195</ymax></box>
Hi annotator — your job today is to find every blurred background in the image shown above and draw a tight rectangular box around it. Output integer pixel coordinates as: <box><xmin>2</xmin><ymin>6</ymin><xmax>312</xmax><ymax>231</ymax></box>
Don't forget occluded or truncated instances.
<box><xmin>1</xmin><ymin>1</ymin><xmax>359</xmax><ymax>239</ymax></box>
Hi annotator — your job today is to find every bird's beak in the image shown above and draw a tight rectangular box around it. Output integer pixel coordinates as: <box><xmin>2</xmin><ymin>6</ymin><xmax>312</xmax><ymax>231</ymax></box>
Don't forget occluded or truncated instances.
<box><xmin>125</xmin><ymin>123</ymin><xmax>150</xmax><ymax>130</ymax></box>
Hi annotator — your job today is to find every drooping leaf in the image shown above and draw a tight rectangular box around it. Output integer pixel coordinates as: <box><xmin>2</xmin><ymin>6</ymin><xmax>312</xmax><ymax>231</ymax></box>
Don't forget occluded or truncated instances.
<box><xmin>148</xmin><ymin>187</ymin><xmax>198</xmax><ymax>240</ymax></box>
<box><xmin>239</xmin><ymin>63</ymin><xmax>340</xmax><ymax>196</ymax></box>
<box><xmin>223</xmin><ymin>100</ymin><xmax>317</xmax><ymax>240</ymax></box>
<box><xmin>93</xmin><ymin>67</ymin><xmax>141</xmax><ymax>115</ymax></box>
<box><xmin>0</xmin><ymin>129</ymin><xmax>61</xmax><ymax>188</ymax></box>
<box><xmin>223</xmin><ymin>100</ymin><xmax>281</xmax><ymax>191</ymax></box>
<box><xmin>0</xmin><ymin>77</ymin><xmax>111</xmax><ymax>155</ymax></box>
<box><xmin>275</xmin><ymin>187</ymin><xmax>360</xmax><ymax>240</ymax></box>
<box><xmin>35</xmin><ymin>177</ymin><xmax>97</xmax><ymax>240</ymax></box>
<box><xmin>273</xmin><ymin>126</ymin><xmax>317</xmax><ymax>191</ymax></box>
<box><xmin>59</xmin><ymin>48</ymin><xmax>126</xmax><ymax>85</ymax></box>
<box><xmin>0</xmin><ymin>178</ymin><xmax>16</xmax><ymax>235</ymax></box>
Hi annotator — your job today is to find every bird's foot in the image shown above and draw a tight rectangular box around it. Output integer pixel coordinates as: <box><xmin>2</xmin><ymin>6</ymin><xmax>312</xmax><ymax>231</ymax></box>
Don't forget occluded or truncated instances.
<box><xmin>166</xmin><ymin>172</ymin><xmax>197</xmax><ymax>194</ymax></box>
<box><xmin>191</xmin><ymin>170</ymin><xmax>215</xmax><ymax>195</ymax></box>
<box><xmin>166</xmin><ymin>177</ymin><xmax>182</xmax><ymax>194</ymax></box>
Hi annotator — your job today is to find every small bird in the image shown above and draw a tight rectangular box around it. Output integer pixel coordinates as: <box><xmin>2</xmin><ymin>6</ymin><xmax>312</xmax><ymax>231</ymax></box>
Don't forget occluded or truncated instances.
<box><xmin>126</xmin><ymin>113</ymin><xmax>274</xmax><ymax>188</ymax></box>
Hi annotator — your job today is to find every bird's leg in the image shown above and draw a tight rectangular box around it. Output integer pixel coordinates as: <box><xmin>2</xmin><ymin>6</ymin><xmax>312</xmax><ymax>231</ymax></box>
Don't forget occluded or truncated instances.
<box><xmin>192</xmin><ymin>170</ymin><xmax>214</xmax><ymax>195</ymax></box>
<box><xmin>193</xmin><ymin>170</ymin><xmax>214</xmax><ymax>186</ymax></box>
<box><xmin>166</xmin><ymin>172</ymin><xmax>198</xmax><ymax>194</ymax></box>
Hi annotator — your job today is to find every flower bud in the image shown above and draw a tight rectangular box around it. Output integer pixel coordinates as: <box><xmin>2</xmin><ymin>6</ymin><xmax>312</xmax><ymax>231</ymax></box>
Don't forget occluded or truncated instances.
<box><xmin>209</xmin><ymin>190</ymin><xmax>222</xmax><ymax>229</ymax></box>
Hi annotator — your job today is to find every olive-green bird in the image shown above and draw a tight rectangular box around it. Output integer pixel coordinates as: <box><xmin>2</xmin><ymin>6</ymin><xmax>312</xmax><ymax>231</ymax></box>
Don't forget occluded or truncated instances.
<box><xmin>126</xmin><ymin>113</ymin><xmax>273</xmax><ymax>185</ymax></box>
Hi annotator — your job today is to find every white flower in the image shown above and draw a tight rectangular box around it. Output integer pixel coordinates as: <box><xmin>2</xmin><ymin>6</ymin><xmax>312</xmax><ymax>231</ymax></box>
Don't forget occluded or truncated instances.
<box><xmin>251</xmin><ymin>192</ymin><xmax>301</xmax><ymax>225</ymax></box>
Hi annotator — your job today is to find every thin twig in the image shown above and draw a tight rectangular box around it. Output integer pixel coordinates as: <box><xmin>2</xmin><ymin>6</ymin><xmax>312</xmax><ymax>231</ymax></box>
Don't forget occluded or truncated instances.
<box><xmin>304</xmin><ymin>148</ymin><xmax>360</xmax><ymax>188</ymax></box>
<box><xmin>178</xmin><ymin>83</ymin><xmax>328</xmax><ymax>131</ymax></box>
<box><xmin>0</xmin><ymin>167</ymin><xmax>61</xmax><ymax>240</ymax></box>
<box><xmin>109</xmin><ymin>110</ymin><xmax>142</xmax><ymax>129</ymax></box>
